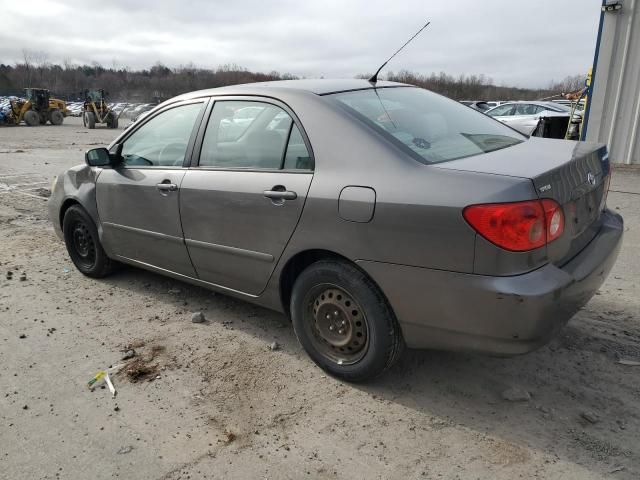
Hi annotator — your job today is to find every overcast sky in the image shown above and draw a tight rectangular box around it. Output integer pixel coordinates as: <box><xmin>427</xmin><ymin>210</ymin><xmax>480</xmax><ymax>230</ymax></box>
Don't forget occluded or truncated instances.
<box><xmin>1</xmin><ymin>0</ymin><xmax>602</xmax><ymax>88</ymax></box>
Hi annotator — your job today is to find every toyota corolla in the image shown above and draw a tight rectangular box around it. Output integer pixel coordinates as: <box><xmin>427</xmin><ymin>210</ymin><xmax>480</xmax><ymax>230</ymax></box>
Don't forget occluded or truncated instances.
<box><xmin>48</xmin><ymin>79</ymin><xmax>623</xmax><ymax>381</ymax></box>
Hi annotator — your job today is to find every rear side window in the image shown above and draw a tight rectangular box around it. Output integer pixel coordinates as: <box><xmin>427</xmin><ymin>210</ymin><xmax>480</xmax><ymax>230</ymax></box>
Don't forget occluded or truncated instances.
<box><xmin>199</xmin><ymin>100</ymin><xmax>312</xmax><ymax>170</ymax></box>
<box><xmin>330</xmin><ymin>88</ymin><xmax>524</xmax><ymax>164</ymax></box>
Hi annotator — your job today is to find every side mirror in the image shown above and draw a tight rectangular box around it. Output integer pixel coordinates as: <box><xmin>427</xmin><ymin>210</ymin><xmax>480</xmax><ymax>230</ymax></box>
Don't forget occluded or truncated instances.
<box><xmin>85</xmin><ymin>147</ymin><xmax>114</xmax><ymax>167</ymax></box>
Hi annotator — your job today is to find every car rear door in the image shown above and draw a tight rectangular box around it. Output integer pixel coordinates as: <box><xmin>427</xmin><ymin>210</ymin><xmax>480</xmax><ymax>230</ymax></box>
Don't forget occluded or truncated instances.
<box><xmin>180</xmin><ymin>98</ymin><xmax>314</xmax><ymax>295</ymax></box>
<box><xmin>97</xmin><ymin>100</ymin><xmax>207</xmax><ymax>276</ymax></box>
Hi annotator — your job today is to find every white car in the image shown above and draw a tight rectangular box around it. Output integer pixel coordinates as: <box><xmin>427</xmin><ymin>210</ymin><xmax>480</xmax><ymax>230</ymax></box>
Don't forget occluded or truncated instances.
<box><xmin>485</xmin><ymin>101</ymin><xmax>578</xmax><ymax>136</ymax></box>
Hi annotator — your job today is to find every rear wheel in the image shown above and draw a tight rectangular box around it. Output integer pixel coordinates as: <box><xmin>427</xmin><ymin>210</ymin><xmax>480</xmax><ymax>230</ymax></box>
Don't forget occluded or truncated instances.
<box><xmin>84</xmin><ymin>111</ymin><xmax>96</xmax><ymax>129</ymax></box>
<box><xmin>23</xmin><ymin>110</ymin><xmax>39</xmax><ymax>126</ymax></box>
<box><xmin>107</xmin><ymin>113</ymin><xmax>118</xmax><ymax>129</ymax></box>
<box><xmin>62</xmin><ymin>205</ymin><xmax>114</xmax><ymax>277</ymax></box>
<box><xmin>49</xmin><ymin>109</ymin><xmax>64</xmax><ymax>125</ymax></box>
<box><xmin>290</xmin><ymin>260</ymin><xmax>404</xmax><ymax>382</ymax></box>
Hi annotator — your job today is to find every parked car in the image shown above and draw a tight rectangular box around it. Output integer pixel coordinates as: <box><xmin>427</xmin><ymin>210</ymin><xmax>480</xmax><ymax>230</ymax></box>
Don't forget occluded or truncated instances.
<box><xmin>485</xmin><ymin>101</ymin><xmax>579</xmax><ymax>136</ymax></box>
<box><xmin>127</xmin><ymin>103</ymin><xmax>155</xmax><ymax>121</ymax></box>
<box><xmin>49</xmin><ymin>79</ymin><xmax>622</xmax><ymax>381</ymax></box>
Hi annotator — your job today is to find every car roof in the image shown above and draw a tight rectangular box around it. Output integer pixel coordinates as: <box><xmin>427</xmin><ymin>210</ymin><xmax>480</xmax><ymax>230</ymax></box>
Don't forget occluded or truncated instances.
<box><xmin>177</xmin><ymin>79</ymin><xmax>410</xmax><ymax>99</ymax></box>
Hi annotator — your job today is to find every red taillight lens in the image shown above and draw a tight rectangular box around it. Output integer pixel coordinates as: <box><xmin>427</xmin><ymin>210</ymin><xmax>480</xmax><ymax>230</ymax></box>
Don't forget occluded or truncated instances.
<box><xmin>463</xmin><ymin>199</ymin><xmax>564</xmax><ymax>252</ymax></box>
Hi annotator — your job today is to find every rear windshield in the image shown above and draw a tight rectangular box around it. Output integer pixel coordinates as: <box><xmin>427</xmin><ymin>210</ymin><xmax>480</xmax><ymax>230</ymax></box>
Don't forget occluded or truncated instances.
<box><xmin>329</xmin><ymin>87</ymin><xmax>525</xmax><ymax>164</ymax></box>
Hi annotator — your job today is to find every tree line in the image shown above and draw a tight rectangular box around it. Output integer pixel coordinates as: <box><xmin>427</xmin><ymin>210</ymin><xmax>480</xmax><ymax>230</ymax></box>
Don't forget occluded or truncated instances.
<box><xmin>380</xmin><ymin>71</ymin><xmax>585</xmax><ymax>101</ymax></box>
<box><xmin>0</xmin><ymin>55</ymin><xmax>585</xmax><ymax>103</ymax></box>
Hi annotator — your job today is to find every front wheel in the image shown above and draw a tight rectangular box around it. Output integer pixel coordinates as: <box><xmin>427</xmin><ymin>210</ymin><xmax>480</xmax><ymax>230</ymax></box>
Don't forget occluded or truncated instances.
<box><xmin>84</xmin><ymin>111</ymin><xmax>96</xmax><ymax>129</ymax></box>
<box><xmin>62</xmin><ymin>205</ymin><xmax>114</xmax><ymax>277</ymax></box>
<box><xmin>290</xmin><ymin>260</ymin><xmax>404</xmax><ymax>382</ymax></box>
<box><xmin>23</xmin><ymin>110</ymin><xmax>39</xmax><ymax>126</ymax></box>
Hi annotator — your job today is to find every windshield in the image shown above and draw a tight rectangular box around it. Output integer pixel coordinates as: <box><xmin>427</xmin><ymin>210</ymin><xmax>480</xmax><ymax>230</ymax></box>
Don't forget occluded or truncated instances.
<box><xmin>87</xmin><ymin>90</ymin><xmax>103</xmax><ymax>102</ymax></box>
<box><xmin>329</xmin><ymin>87</ymin><xmax>525</xmax><ymax>164</ymax></box>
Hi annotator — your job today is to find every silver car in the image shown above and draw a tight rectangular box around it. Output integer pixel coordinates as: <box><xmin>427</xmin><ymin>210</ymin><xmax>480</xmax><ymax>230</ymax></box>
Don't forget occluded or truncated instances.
<box><xmin>49</xmin><ymin>80</ymin><xmax>623</xmax><ymax>381</ymax></box>
<box><xmin>485</xmin><ymin>101</ymin><xmax>579</xmax><ymax>136</ymax></box>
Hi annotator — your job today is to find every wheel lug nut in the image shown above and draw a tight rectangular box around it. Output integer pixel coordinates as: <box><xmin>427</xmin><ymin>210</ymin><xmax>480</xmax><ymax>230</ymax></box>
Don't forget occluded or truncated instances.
<box><xmin>329</xmin><ymin>325</ymin><xmax>334</xmax><ymax>331</ymax></box>
<box><xmin>325</xmin><ymin>314</ymin><xmax>331</xmax><ymax>320</ymax></box>
<box><xmin>341</xmin><ymin>320</ymin><xmax>346</xmax><ymax>326</ymax></box>
<box><xmin>338</xmin><ymin>329</ymin><xmax>344</xmax><ymax>335</ymax></box>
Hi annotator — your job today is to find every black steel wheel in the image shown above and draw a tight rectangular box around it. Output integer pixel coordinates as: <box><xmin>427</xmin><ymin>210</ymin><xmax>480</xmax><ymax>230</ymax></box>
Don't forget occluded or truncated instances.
<box><xmin>291</xmin><ymin>260</ymin><xmax>404</xmax><ymax>382</ymax></box>
<box><xmin>62</xmin><ymin>205</ymin><xmax>114</xmax><ymax>277</ymax></box>
<box><xmin>306</xmin><ymin>286</ymin><xmax>369</xmax><ymax>365</ymax></box>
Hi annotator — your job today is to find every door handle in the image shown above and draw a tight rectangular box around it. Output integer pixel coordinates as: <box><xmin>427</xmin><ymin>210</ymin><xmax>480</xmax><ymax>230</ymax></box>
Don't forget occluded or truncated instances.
<box><xmin>263</xmin><ymin>189</ymin><xmax>297</xmax><ymax>200</ymax></box>
<box><xmin>156</xmin><ymin>182</ymin><xmax>178</xmax><ymax>192</ymax></box>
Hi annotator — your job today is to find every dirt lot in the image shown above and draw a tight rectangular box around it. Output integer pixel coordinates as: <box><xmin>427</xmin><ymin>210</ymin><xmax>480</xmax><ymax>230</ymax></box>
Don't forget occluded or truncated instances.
<box><xmin>1</xmin><ymin>117</ymin><xmax>639</xmax><ymax>479</ymax></box>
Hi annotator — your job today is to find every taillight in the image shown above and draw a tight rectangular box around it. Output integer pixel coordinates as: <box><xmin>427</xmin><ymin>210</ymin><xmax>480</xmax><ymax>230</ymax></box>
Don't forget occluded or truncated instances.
<box><xmin>541</xmin><ymin>198</ymin><xmax>564</xmax><ymax>242</ymax></box>
<box><xmin>463</xmin><ymin>199</ymin><xmax>564</xmax><ymax>252</ymax></box>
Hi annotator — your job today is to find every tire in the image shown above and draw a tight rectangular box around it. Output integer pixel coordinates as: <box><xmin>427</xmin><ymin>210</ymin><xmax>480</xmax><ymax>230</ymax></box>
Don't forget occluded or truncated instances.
<box><xmin>23</xmin><ymin>110</ymin><xmax>39</xmax><ymax>126</ymax></box>
<box><xmin>290</xmin><ymin>260</ymin><xmax>404</xmax><ymax>382</ymax></box>
<box><xmin>84</xmin><ymin>112</ymin><xmax>96</xmax><ymax>129</ymax></box>
<box><xmin>62</xmin><ymin>205</ymin><xmax>114</xmax><ymax>278</ymax></box>
<box><xmin>107</xmin><ymin>113</ymin><xmax>118</xmax><ymax>129</ymax></box>
<box><xmin>49</xmin><ymin>109</ymin><xmax>64</xmax><ymax>125</ymax></box>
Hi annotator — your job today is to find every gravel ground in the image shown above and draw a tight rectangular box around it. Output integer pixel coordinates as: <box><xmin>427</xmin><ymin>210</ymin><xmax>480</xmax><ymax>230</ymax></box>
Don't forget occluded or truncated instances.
<box><xmin>1</xmin><ymin>117</ymin><xmax>639</xmax><ymax>479</ymax></box>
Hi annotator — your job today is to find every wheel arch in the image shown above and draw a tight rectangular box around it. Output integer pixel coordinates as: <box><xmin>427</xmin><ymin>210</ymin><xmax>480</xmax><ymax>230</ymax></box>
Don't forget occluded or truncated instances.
<box><xmin>278</xmin><ymin>249</ymin><xmax>396</xmax><ymax>321</ymax></box>
<box><xmin>59</xmin><ymin>198</ymin><xmax>81</xmax><ymax>230</ymax></box>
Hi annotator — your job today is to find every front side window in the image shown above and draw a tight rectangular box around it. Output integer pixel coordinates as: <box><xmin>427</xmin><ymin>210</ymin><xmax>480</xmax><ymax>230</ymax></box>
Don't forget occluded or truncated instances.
<box><xmin>121</xmin><ymin>103</ymin><xmax>203</xmax><ymax>167</ymax></box>
<box><xmin>330</xmin><ymin>87</ymin><xmax>524</xmax><ymax>164</ymax></box>
<box><xmin>514</xmin><ymin>104</ymin><xmax>541</xmax><ymax>115</ymax></box>
<box><xmin>487</xmin><ymin>104</ymin><xmax>516</xmax><ymax>116</ymax></box>
<box><xmin>199</xmin><ymin>100</ymin><xmax>312</xmax><ymax>170</ymax></box>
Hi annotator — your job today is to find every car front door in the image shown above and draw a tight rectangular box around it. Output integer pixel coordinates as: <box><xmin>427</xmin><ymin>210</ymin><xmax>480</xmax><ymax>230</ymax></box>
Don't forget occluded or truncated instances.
<box><xmin>487</xmin><ymin>104</ymin><xmax>516</xmax><ymax>124</ymax></box>
<box><xmin>180</xmin><ymin>99</ymin><xmax>314</xmax><ymax>295</ymax></box>
<box><xmin>96</xmin><ymin>100</ymin><xmax>206</xmax><ymax>276</ymax></box>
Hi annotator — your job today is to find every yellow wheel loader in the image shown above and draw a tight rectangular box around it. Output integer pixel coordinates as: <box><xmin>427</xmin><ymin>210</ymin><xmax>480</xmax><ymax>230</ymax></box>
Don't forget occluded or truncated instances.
<box><xmin>82</xmin><ymin>89</ymin><xmax>118</xmax><ymax>129</ymax></box>
<box><xmin>4</xmin><ymin>88</ymin><xmax>68</xmax><ymax>126</ymax></box>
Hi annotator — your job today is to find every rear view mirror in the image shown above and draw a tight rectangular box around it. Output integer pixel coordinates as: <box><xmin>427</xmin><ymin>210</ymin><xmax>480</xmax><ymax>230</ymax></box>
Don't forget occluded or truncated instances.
<box><xmin>85</xmin><ymin>147</ymin><xmax>113</xmax><ymax>167</ymax></box>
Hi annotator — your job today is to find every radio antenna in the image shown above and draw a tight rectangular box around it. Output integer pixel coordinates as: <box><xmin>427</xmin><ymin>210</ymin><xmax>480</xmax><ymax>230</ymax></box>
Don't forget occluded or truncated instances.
<box><xmin>368</xmin><ymin>21</ymin><xmax>431</xmax><ymax>84</ymax></box>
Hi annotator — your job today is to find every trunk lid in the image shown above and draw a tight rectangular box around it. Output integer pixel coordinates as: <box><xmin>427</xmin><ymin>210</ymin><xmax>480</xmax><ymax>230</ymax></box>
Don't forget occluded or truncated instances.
<box><xmin>435</xmin><ymin>137</ymin><xmax>610</xmax><ymax>265</ymax></box>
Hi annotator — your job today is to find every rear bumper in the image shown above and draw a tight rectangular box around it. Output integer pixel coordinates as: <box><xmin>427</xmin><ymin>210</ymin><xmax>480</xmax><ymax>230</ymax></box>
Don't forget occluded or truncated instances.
<box><xmin>357</xmin><ymin>210</ymin><xmax>623</xmax><ymax>355</ymax></box>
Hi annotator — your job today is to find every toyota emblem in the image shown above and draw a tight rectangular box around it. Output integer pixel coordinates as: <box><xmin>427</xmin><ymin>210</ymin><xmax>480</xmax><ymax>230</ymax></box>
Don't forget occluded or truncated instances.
<box><xmin>587</xmin><ymin>172</ymin><xmax>596</xmax><ymax>186</ymax></box>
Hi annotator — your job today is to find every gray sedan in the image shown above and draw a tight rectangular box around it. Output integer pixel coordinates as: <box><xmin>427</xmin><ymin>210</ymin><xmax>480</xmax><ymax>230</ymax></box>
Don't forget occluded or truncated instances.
<box><xmin>49</xmin><ymin>79</ymin><xmax>623</xmax><ymax>381</ymax></box>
